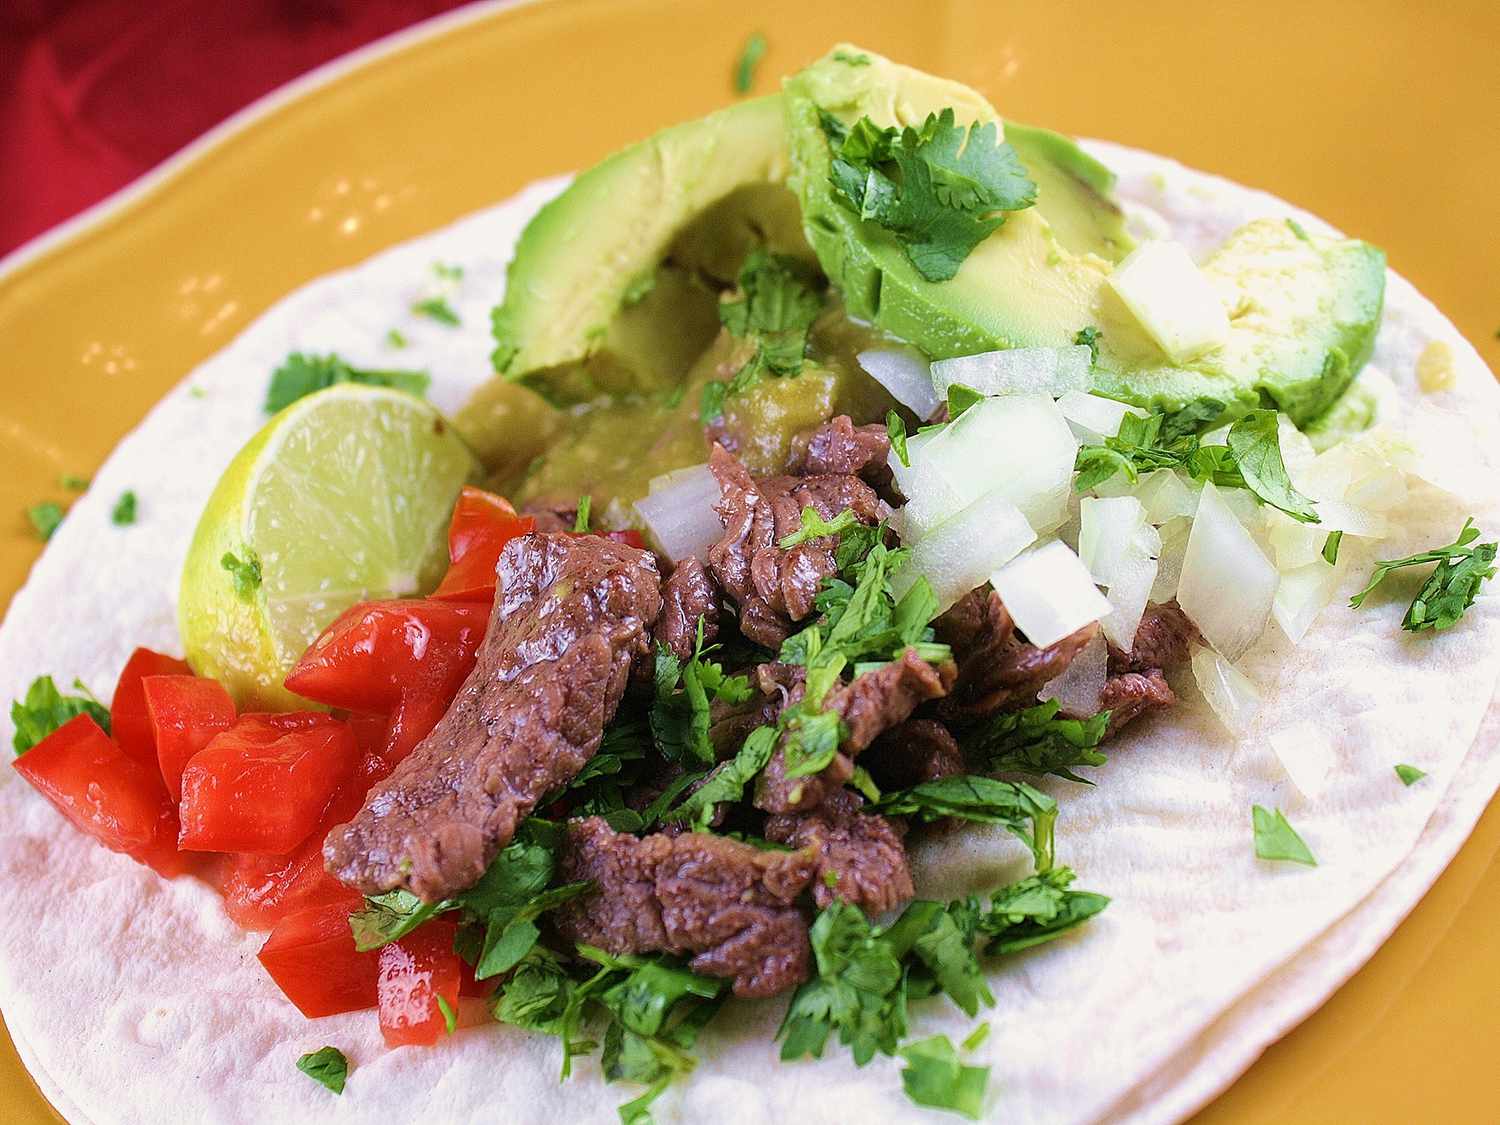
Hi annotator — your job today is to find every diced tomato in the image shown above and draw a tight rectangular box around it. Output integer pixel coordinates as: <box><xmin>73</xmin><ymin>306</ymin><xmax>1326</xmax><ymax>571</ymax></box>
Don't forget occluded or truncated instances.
<box><xmin>284</xmin><ymin>599</ymin><xmax>487</xmax><ymax>765</ymax></box>
<box><xmin>258</xmin><ymin>899</ymin><xmax>378</xmax><ymax>1017</ymax></box>
<box><xmin>378</xmin><ymin>919</ymin><xmax>461</xmax><ymax>1047</ymax></box>
<box><xmin>13</xmin><ymin>715</ymin><xmax>181</xmax><ymax>874</ymax></box>
<box><xmin>142</xmin><ymin>674</ymin><xmax>236</xmax><ymax>801</ymax></box>
<box><xmin>178</xmin><ymin>712</ymin><xmax>357</xmax><ymax>854</ymax></box>
<box><xmin>431</xmin><ymin>486</ymin><xmax>534</xmax><ymax>602</ymax></box>
<box><xmin>110</xmin><ymin>647</ymin><xmax>191</xmax><ymax>768</ymax></box>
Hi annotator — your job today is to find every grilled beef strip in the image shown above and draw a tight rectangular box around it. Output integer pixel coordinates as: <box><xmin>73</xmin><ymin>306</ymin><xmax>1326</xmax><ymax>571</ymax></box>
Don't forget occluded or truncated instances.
<box><xmin>763</xmin><ymin>787</ymin><xmax>914</xmax><ymax>916</ymax></box>
<box><xmin>324</xmin><ymin>532</ymin><xmax>661</xmax><ymax>901</ymax></box>
<box><xmin>656</xmin><ymin>556</ymin><xmax>721</xmax><ymax>663</ymax></box>
<box><xmin>554</xmin><ymin>815</ymin><xmax>816</xmax><ymax>998</ymax></box>
<box><xmin>862</xmin><ymin>718</ymin><xmax>966</xmax><ymax>791</ymax></box>
<box><xmin>790</xmin><ymin>415</ymin><xmax>893</xmax><ymax>484</ymax></box>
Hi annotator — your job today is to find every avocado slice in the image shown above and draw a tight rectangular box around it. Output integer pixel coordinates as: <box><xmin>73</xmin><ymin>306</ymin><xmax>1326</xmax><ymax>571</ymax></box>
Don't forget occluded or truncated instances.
<box><xmin>785</xmin><ymin>46</ymin><xmax>1386</xmax><ymax>426</ymax></box>
<box><xmin>491</xmin><ymin>95</ymin><xmax>808</xmax><ymax>404</ymax></box>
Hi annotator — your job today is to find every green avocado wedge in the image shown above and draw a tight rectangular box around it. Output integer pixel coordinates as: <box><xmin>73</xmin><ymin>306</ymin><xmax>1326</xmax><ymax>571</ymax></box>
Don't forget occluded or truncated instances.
<box><xmin>784</xmin><ymin>44</ymin><xmax>1386</xmax><ymax>426</ymax></box>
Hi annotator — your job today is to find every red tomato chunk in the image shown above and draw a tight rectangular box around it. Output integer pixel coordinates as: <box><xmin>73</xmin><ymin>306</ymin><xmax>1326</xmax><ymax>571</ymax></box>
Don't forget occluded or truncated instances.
<box><xmin>12</xmin><ymin>715</ymin><xmax>181</xmax><ymax>874</ymax></box>
<box><xmin>142</xmin><ymin>674</ymin><xmax>236</xmax><ymax>801</ymax></box>
<box><xmin>378</xmin><ymin>919</ymin><xmax>461</xmax><ymax>1047</ymax></box>
<box><xmin>109</xmin><ymin>647</ymin><xmax>191</xmax><ymax>768</ymax></box>
<box><xmin>430</xmin><ymin>486</ymin><xmax>534</xmax><ymax>603</ymax></box>
<box><xmin>178</xmin><ymin>712</ymin><xmax>357</xmax><ymax>854</ymax></box>
<box><xmin>258</xmin><ymin>900</ymin><xmax>378</xmax><ymax>1018</ymax></box>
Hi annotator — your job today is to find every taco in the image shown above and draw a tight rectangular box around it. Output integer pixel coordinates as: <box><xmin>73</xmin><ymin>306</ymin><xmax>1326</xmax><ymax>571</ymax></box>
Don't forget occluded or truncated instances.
<box><xmin>2</xmin><ymin>45</ymin><xmax>1497</xmax><ymax>1125</ymax></box>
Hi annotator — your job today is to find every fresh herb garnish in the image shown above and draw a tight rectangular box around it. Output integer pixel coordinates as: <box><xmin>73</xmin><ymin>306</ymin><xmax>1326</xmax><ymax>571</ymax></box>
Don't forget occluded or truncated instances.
<box><xmin>961</xmin><ymin>1023</ymin><xmax>991</xmax><ymax>1051</ymax></box>
<box><xmin>385</xmin><ymin>327</ymin><xmax>408</xmax><ymax>349</ymax></box>
<box><xmin>968</xmin><ymin>866</ymin><xmax>1111</xmax><ymax>955</ymax></box>
<box><xmin>666</xmin><ymin>726</ymin><xmax>778</xmax><ymax>828</ymax></box>
<box><xmin>1394</xmin><ymin>763</ymin><xmax>1427</xmax><ymax>786</ymax></box>
<box><xmin>946</xmin><ymin>381</ymin><xmax>984</xmax><ymax>422</ymax></box>
<box><xmin>264</xmin><ymin>352</ymin><xmax>430</xmax><ymax>413</ymax></box>
<box><xmin>433</xmin><ymin>261</ymin><xmax>464</xmax><ymax>282</ymax></box>
<box><xmin>821</xmin><ymin>108</ymin><xmax>1037</xmax><ymax>282</ymax></box>
<box><xmin>650</xmin><ymin>620</ymin><xmax>753</xmax><ymax>766</ymax></box>
<box><xmin>1225</xmin><ymin>409</ymin><xmax>1319</xmax><ymax>523</ymax></box>
<box><xmin>899</xmin><ymin>1035</ymin><xmax>990</xmax><ymax>1119</ymax></box>
<box><xmin>1322</xmin><ymin>530</ymin><xmax>1343</xmax><ymax>565</ymax></box>
<box><xmin>412</xmin><ymin>296</ymin><xmax>461</xmax><ymax>326</ymax></box>
<box><xmin>1074</xmin><ymin>325</ymin><xmax>1102</xmax><ymax>363</ymax></box>
<box><xmin>873</xmin><ymin>776</ymin><xmax>1058</xmax><ymax>871</ymax></box>
<box><xmin>778</xmin><ymin>505</ymin><xmax>862</xmax><ymax>550</ymax></box>
<box><xmin>295</xmin><ymin>1046</ymin><xmax>349</xmax><ymax>1094</ymax></box>
<box><xmin>573</xmin><ymin>495</ymin><xmax>592</xmax><ymax>533</ymax></box>
<box><xmin>220</xmin><ymin>550</ymin><xmax>262</xmax><ymax>602</ymax></box>
<box><xmin>10</xmin><ymin>675</ymin><xmax>110</xmax><ymax>755</ymax></box>
<box><xmin>732</xmin><ymin>31</ymin><xmax>768</xmax><ymax>94</ymax></box>
<box><xmin>886</xmin><ymin>410</ymin><xmax>910</xmax><ymax>467</ymax></box>
<box><xmin>1348</xmin><ymin>517</ymin><xmax>1496</xmax><ymax>631</ymax></box>
<box><xmin>963</xmin><ymin>699</ymin><xmax>1110</xmax><ymax>783</ymax></box>
<box><xmin>59</xmin><ymin>474</ymin><xmax>89</xmax><ymax>491</ymax></box>
<box><xmin>27</xmin><ymin>502</ymin><xmax>64</xmax><ymax>541</ymax></box>
<box><xmin>1251</xmin><ymin>805</ymin><xmax>1316</xmax><ymax>866</ymax></box>
<box><xmin>111</xmin><ymin>490</ymin><xmax>137</xmax><ymax>526</ymax></box>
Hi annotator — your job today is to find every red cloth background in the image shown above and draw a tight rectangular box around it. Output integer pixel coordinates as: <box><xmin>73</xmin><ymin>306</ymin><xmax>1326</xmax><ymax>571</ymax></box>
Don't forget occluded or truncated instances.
<box><xmin>0</xmin><ymin>0</ymin><xmax>473</xmax><ymax>257</ymax></box>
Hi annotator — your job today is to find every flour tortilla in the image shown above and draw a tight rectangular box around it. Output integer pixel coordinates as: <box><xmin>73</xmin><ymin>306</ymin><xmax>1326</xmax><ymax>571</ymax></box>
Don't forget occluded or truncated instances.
<box><xmin>1</xmin><ymin>143</ymin><xmax>1497</xmax><ymax>1125</ymax></box>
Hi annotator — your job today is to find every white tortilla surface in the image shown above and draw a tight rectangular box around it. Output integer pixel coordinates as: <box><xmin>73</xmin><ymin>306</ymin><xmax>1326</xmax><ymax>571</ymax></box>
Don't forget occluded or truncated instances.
<box><xmin>1</xmin><ymin>143</ymin><xmax>1497</xmax><ymax>1125</ymax></box>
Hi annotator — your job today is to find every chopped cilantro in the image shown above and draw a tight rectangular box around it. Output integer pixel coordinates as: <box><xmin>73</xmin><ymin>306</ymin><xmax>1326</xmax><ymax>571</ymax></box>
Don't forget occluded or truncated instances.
<box><xmin>59</xmin><ymin>474</ymin><xmax>89</xmax><ymax>491</ymax></box>
<box><xmin>1074</xmin><ymin>325</ymin><xmax>1102</xmax><ymax>363</ymax></box>
<box><xmin>1226</xmin><ymin>409</ymin><xmax>1319</xmax><ymax>523</ymax></box>
<box><xmin>265</xmin><ymin>352</ymin><xmax>429</xmax><ymax>413</ymax></box>
<box><xmin>433</xmin><ymin>261</ymin><xmax>464</xmax><ymax>282</ymax></box>
<box><xmin>1251</xmin><ymin>805</ymin><xmax>1316</xmax><ymax>866</ymax></box>
<box><xmin>708</xmin><ymin>248</ymin><xmax>824</xmax><ymax>415</ymax></box>
<box><xmin>822</xmin><ymin>107</ymin><xmax>1037</xmax><ymax>282</ymax></box>
<box><xmin>1348</xmin><ymin>517</ymin><xmax>1496</xmax><ymax>631</ymax></box>
<box><xmin>111</xmin><ymin>490</ymin><xmax>137</xmax><ymax>526</ymax></box>
<box><xmin>27</xmin><ymin>502</ymin><xmax>64</xmax><ymax>541</ymax></box>
<box><xmin>832</xmin><ymin>49</ymin><xmax>871</xmax><ymax>66</ymax></box>
<box><xmin>1073</xmin><ymin>399</ymin><xmax>1238</xmax><ymax>493</ymax></box>
<box><xmin>436</xmin><ymin>994</ymin><xmax>457</xmax><ymax>1034</ymax></box>
<box><xmin>968</xmin><ymin>866</ymin><xmax>1110</xmax><ymax>954</ymax></box>
<box><xmin>295</xmin><ymin>1046</ymin><xmax>348</xmax><ymax>1094</ymax></box>
<box><xmin>650</xmin><ymin>620</ymin><xmax>752</xmax><ymax>766</ymax></box>
<box><xmin>945</xmin><ymin>381</ymin><xmax>984</xmax><ymax>422</ymax></box>
<box><xmin>220</xmin><ymin>550</ymin><xmax>262</xmax><ymax>602</ymax></box>
<box><xmin>732</xmin><ymin>31</ymin><xmax>768</xmax><ymax>94</ymax></box>
<box><xmin>961</xmin><ymin>1023</ymin><xmax>990</xmax><ymax>1052</ymax></box>
<box><xmin>698</xmin><ymin>380</ymin><xmax>730</xmax><ymax>424</ymax></box>
<box><xmin>385</xmin><ymin>327</ymin><xmax>408</xmax><ymax>349</ymax></box>
<box><xmin>886</xmin><ymin>410</ymin><xmax>910</xmax><ymax>467</ymax></box>
<box><xmin>10</xmin><ymin>675</ymin><xmax>110</xmax><ymax>755</ymax></box>
<box><xmin>1286</xmin><ymin>218</ymin><xmax>1311</xmax><ymax>242</ymax></box>
<box><xmin>899</xmin><ymin>1035</ymin><xmax>990</xmax><ymax>1119</ymax></box>
<box><xmin>412</xmin><ymin>296</ymin><xmax>460</xmax><ymax>326</ymax></box>
<box><xmin>1322</xmin><ymin>530</ymin><xmax>1343</xmax><ymax>565</ymax></box>
<box><xmin>573</xmin><ymin>495</ymin><xmax>592</xmax><ymax>533</ymax></box>
<box><xmin>964</xmin><ymin>699</ymin><xmax>1109</xmax><ymax>782</ymax></box>
<box><xmin>778</xmin><ymin>505</ymin><xmax>862</xmax><ymax>550</ymax></box>
<box><xmin>873</xmin><ymin>776</ymin><xmax>1058</xmax><ymax>871</ymax></box>
<box><xmin>1394</xmin><ymin>763</ymin><xmax>1427</xmax><ymax>786</ymax></box>
<box><xmin>188</xmin><ymin>386</ymin><xmax>206</xmax><ymax>399</ymax></box>
<box><xmin>666</xmin><ymin>725</ymin><xmax>777</xmax><ymax>828</ymax></box>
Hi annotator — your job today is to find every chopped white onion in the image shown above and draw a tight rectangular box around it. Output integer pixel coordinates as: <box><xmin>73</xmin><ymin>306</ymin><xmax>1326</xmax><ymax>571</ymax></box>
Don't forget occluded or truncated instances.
<box><xmin>1177</xmin><ymin>481</ymin><xmax>1279</xmax><ymax>661</ymax></box>
<box><xmin>887</xmin><ymin>427</ymin><xmax>940</xmax><ymax>500</ymax></box>
<box><xmin>989</xmin><ymin>539</ymin><xmax>1112</xmax><ymax>649</ymax></box>
<box><xmin>890</xmin><ymin>489</ymin><xmax>1036</xmax><ymax>613</ymax></box>
<box><xmin>1150</xmin><ymin>516</ymin><xmax>1192</xmax><ymax>603</ymax></box>
<box><xmin>1056</xmin><ymin>390</ymin><xmax>1146</xmax><ymax>443</ymax></box>
<box><xmin>1267</xmin><ymin>721</ymin><xmax>1336</xmax><ymax>798</ymax></box>
<box><xmin>1107</xmin><ymin>240</ymin><xmax>1230</xmax><ymax>363</ymax></box>
<box><xmin>1191</xmin><ymin>646</ymin><xmax>1264</xmax><ymax>736</ymax></box>
<box><xmin>1272</xmin><ymin>559</ymin><xmax>1344</xmax><ymax>644</ymax></box>
<box><xmin>1314</xmin><ymin>498</ymin><xmax>1389</xmax><ymax>538</ymax></box>
<box><xmin>858</xmin><ymin>346</ymin><xmax>942</xmax><ymax>420</ymax></box>
<box><xmin>1040</xmin><ymin>630</ymin><xmax>1108</xmax><ymax>717</ymax></box>
<box><xmin>1100</xmin><ymin>550</ymin><xmax>1158</xmax><ymax>650</ymax></box>
<box><xmin>1266</xmin><ymin>510</ymin><xmax>1326</xmax><ymax>571</ymax></box>
<box><xmin>1134</xmin><ymin>470</ymin><xmax>1199</xmax><ymax>524</ymax></box>
<box><xmin>633</xmin><ymin>464</ymin><xmax>723</xmax><ymax>563</ymax></box>
<box><xmin>930</xmin><ymin>345</ymin><xmax>1094</xmax><ymax>399</ymax></box>
<box><xmin>1078</xmin><ymin>496</ymin><xmax>1152</xmax><ymax>587</ymax></box>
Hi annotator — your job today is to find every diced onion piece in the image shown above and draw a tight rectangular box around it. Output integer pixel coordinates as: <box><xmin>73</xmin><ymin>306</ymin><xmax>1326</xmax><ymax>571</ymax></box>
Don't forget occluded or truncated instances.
<box><xmin>1040</xmin><ymin>630</ymin><xmax>1108</xmax><ymax>717</ymax></box>
<box><xmin>1177</xmin><ymin>482</ymin><xmax>1279</xmax><ymax>661</ymax></box>
<box><xmin>1315</xmin><ymin>499</ymin><xmax>1389</xmax><ymax>538</ymax></box>
<box><xmin>989</xmin><ymin>539</ymin><xmax>1112</xmax><ymax>649</ymax></box>
<box><xmin>1078</xmin><ymin>496</ymin><xmax>1151</xmax><ymax>587</ymax></box>
<box><xmin>1272</xmin><ymin>559</ymin><xmax>1343</xmax><ymax>644</ymax></box>
<box><xmin>858</xmin><ymin>346</ymin><xmax>942</xmax><ymax>420</ymax></box>
<box><xmin>1135</xmin><ymin>469</ymin><xmax>1199</xmax><ymax>524</ymax></box>
<box><xmin>1150</xmin><ymin>516</ymin><xmax>1192</xmax><ymax>603</ymax></box>
<box><xmin>891</xmin><ymin>468</ymin><xmax>966</xmax><ymax>543</ymax></box>
<box><xmin>1107</xmin><ymin>241</ymin><xmax>1230</xmax><ymax>363</ymax></box>
<box><xmin>1277</xmin><ymin>414</ymin><xmax>1318</xmax><ymax>484</ymax></box>
<box><xmin>891</xmin><ymin>490</ymin><xmax>1035</xmax><ymax>613</ymax></box>
<box><xmin>1100</xmin><ymin>549</ymin><xmax>1158</xmax><ymax>650</ymax></box>
<box><xmin>912</xmin><ymin>394</ymin><xmax>1077</xmax><ymax>535</ymax></box>
<box><xmin>1266</xmin><ymin>509</ymin><xmax>1326</xmax><ymax>570</ymax></box>
<box><xmin>1057</xmin><ymin>390</ymin><xmax>1146</xmax><ymax>442</ymax></box>
<box><xmin>1267</xmin><ymin>721</ymin><xmax>1336</xmax><ymax>798</ymax></box>
<box><xmin>1191</xmin><ymin>646</ymin><xmax>1264</xmax><ymax>736</ymax></box>
<box><xmin>633</xmin><ymin>464</ymin><xmax>723</xmax><ymax>563</ymax></box>
<box><xmin>930</xmin><ymin>346</ymin><xmax>1094</xmax><ymax>399</ymax></box>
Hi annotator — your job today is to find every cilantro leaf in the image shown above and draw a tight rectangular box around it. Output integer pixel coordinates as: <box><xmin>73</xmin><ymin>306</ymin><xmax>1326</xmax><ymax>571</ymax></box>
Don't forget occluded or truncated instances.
<box><xmin>873</xmin><ymin>776</ymin><xmax>1057</xmax><ymax>871</ymax></box>
<box><xmin>1073</xmin><ymin>397</ymin><xmax>1235</xmax><ymax>493</ymax></box>
<box><xmin>732</xmin><ymin>31</ymin><xmax>767</xmax><ymax>94</ymax></box>
<box><xmin>264</xmin><ymin>352</ymin><xmax>430</xmax><ymax>413</ymax></box>
<box><xmin>495</xmin><ymin>948</ymin><xmax>575</xmax><ymax>1034</ymax></box>
<box><xmin>946</xmin><ymin>381</ymin><xmax>984</xmax><ymax>421</ymax></box>
<box><xmin>824</xmin><ymin>108</ymin><xmax>1037</xmax><ymax>282</ymax></box>
<box><xmin>111</xmin><ymin>490</ymin><xmax>137</xmax><ymax>526</ymax></box>
<box><xmin>1394</xmin><ymin>763</ymin><xmax>1427</xmax><ymax>786</ymax></box>
<box><xmin>969</xmin><ymin>866</ymin><xmax>1110</xmax><ymax>954</ymax></box>
<box><xmin>220</xmin><ymin>550</ymin><xmax>262</xmax><ymax>602</ymax></box>
<box><xmin>778</xmin><ymin>505</ymin><xmax>862</xmax><ymax>550</ymax></box>
<box><xmin>1074</xmin><ymin>325</ymin><xmax>1102</xmax><ymax>363</ymax></box>
<box><xmin>711</xmin><ymin>248</ymin><xmax>824</xmax><ymax>412</ymax></box>
<box><xmin>1226</xmin><ymin>409</ymin><xmax>1319</xmax><ymax>523</ymax></box>
<box><xmin>27</xmin><ymin>501</ymin><xmax>64</xmax><ymax>541</ymax></box>
<box><xmin>10</xmin><ymin>675</ymin><xmax>110</xmax><ymax>755</ymax></box>
<box><xmin>666</xmin><ymin>725</ymin><xmax>778</xmax><ymax>827</ymax></box>
<box><xmin>350</xmin><ymin>890</ymin><xmax>447</xmax><ymax>952</ymax></box>
<box><xmin>965</xmin><ymin>699</ymin><xmax>1110</xmax><ymax>782</ymax></box>
<box><xmin>59</xmin><ymin>474</ymin><xmax>89</xmax><ymax>491</ymax></box>
<box><xmin>573</xmin><ymin>495</ymin><xmax>592</xmax><ymax>533</ymax></box>
<box><xmin>436</xmin><ymin>994</ymin><xmax>457</xmax><ymax>1034</ymax></box>
<box><xmin>899</xmin><ymin>1035</ymin><xmax>989</xmax><ymax>1120</ymax></box>
<box><xmin>412</xmin><ymin>296</ymin><xmax>461</xmax><ymax>326</ymax></box>
<box><xmin>296</xmin><ymin>1046</ymin><xmax>348</xmax><ymax>1094</ymax></box>
<box><xmin>1322</xmin><ymin>530</ymin><xmax>1343</xmax><ymax>565</ymax></box>
<box><xmin>961</xmin><ymin>1023</ymin><xmax>990</xmax><ymax>1051</ymax></box>
<box><xmin>1348</xmin><ymin>517</ymin><xmax>1496</xmax><ymax>631</ymax></box>
<box><xmin>650</xmin><ymin>622</ymin><xmax>752</xmax><ymax>765</ymax></box>
<box><xmin>1251</xmin><ymin>805</ymin><xmax>1316</xmax><ymax>866</ymax></box>
<box><xmin>886</xmin><ymin>410</ymin><xmax>910</xmax><ymax>467</ymax></box>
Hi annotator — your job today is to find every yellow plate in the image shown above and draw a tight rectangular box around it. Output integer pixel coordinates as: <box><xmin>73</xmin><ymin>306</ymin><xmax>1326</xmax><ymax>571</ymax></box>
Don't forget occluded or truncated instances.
<box><xmin>2</xmin><ymin>1</ymin><xmax>1497</xmax><ymax>1120</ymax></box>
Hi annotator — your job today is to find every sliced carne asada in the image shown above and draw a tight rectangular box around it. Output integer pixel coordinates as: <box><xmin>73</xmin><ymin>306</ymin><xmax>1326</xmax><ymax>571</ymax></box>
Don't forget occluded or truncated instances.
<box><xmin>656</xmin><ymin>556</ymin><xmax>721</xmax><ymax>663</ymax></box>
<box><xmin>791</xmin><ymin>414</ymin><xmax>893</xmax><ymax>482</ymax></box>
<box><xmin>934</xmin><ymin>588</ymin><xmax>1097</xmax><ymax>720</ymax></box>
<box><xmin>324</xmin><ymin>533</ymin><xmax>661</xmax><ymax>901</ymax></box>
<box><xmin>764</xmin><ymin>787</ymin><xmax>914</xmax><ymax>916</ymax></box>
<box><xmin>1101</xmin><ymin>668</ymin><xmax>1176</xmax><ymax>735</ymax></box>
<box><xmin>1110</xmin><ymin>601</ymin><xmax>1198</xmax><ymax>675</ymax></box>
<box><xmin>554</xmin><ymin>816</ymin><xmax>816</xmax><ymax>998</ymax></box>
<box><xmin>862</xmin><ymin>718</ymin><xmax>966</xmax><ymax>790</ymax></box>
<box><xmin>706</xmin><ymin>442</ymin><xmax>881</xmax><ymax>648</ymax></box>
<box><xmin>755</xmin><ymin>648</ymin><xmax>955</xmax><ymax>814</ymax></box>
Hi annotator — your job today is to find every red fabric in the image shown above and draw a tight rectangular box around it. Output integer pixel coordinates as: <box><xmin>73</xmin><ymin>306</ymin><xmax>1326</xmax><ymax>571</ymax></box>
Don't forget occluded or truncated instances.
<box><xmin>0</xmin><ymin>0</ymin><xmax>472</xmax><ymax>256</ymax></box>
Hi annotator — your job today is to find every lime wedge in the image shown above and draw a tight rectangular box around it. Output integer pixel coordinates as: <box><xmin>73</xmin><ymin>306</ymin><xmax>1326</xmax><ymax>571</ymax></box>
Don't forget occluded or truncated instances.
<box><xmin>178</xmin><ymin>385</ymin><xmax>479</xmax><ymax>709</ymax></box>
